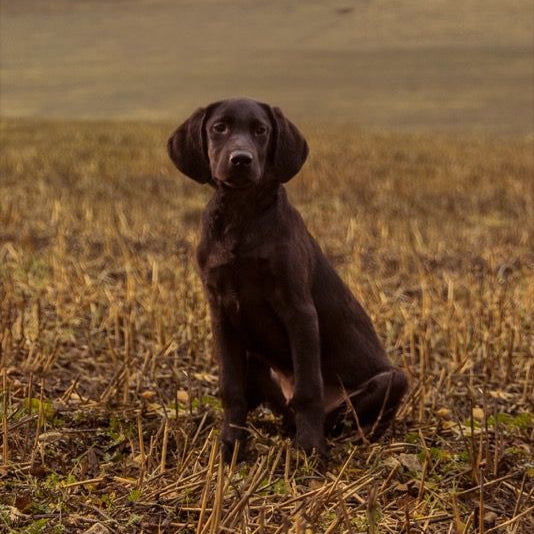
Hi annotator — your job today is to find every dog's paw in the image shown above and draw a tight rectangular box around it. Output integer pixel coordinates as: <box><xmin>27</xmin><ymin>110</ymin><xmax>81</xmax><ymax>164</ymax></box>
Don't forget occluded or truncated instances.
<box><xmin>295</xmin><ymin>430</ymin><xmax>327</xmax><ymax>458</ymax></box>
<box><xmin>221</xmin><ymin>437</ymin><xmax>247</xmax><ymax>464</ymax></box>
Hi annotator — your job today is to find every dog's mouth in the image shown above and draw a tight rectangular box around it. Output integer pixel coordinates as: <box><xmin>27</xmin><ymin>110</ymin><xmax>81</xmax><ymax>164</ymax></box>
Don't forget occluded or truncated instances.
<box><xmin>215</xmin><ymin>176</ymin><xmax>255</xmax><ymax>190</ymax></box>
<box><xmin>215</xmin><ymin>169</ymin><xmax>259</xmax><ymax>190</ymax></box>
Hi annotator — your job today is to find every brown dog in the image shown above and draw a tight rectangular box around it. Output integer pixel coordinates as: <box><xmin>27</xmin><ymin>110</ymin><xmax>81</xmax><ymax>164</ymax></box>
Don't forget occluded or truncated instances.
<box><xmin>168</xmin><ymin>98</ymin><xmax>407</xmax><ymax>461</ymax></box>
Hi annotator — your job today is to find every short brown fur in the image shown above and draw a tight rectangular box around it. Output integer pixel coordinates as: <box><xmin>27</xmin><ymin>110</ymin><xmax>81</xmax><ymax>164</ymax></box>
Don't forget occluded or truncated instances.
<box><xmin>168</xmin><ymin>98</ymin><xmax>408</xmax><ymax>460</ymax></box>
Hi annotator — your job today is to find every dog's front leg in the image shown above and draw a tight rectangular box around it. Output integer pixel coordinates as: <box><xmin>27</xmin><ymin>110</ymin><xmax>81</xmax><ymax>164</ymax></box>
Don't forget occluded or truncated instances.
<box><xmin>281</xmin><ymin>302</ymin><xmax>326</xmax><ymax>456</ymax></box>
<box><xmin>209</xmin><ymin>302</ymin><xmax>248</xmax><ymax>462</ymax></box>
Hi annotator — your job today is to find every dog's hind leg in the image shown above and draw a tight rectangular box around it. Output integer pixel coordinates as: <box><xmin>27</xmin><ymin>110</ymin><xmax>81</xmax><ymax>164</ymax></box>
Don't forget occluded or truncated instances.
<box><xmin>329</xmin><ymin>368</ymin><xmax>408</xmax><ymax>440</ymax></box>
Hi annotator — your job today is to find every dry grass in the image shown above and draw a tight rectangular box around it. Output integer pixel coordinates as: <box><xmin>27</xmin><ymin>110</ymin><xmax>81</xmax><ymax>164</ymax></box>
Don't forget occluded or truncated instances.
<box><xmin>0</xmin><ymin>118</ymin><xmax>533</xmax><ymax>533</ymax></box>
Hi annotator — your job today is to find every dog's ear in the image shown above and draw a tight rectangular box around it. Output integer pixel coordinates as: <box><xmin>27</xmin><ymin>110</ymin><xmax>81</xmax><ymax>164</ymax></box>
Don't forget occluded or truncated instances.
<box><xmin>265</xmin><ymin>105</ymin><xmax>309</xmax><ymax>183</ymax></box>
<box><xmin>167</xmin><ymin>106</ymin><xmax>213</xmax><ymax>184</ymax></box>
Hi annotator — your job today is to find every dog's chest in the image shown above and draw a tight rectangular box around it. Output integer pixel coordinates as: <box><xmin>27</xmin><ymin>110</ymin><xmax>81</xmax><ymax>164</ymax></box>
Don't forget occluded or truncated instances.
<box><xmin>200</xmin><ymin>242</ymin><xmax>273</xmax><ymax>317</ymax></box>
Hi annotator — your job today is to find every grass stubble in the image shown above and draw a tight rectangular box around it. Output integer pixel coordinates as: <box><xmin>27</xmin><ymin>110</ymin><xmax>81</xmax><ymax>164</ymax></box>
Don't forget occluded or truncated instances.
<box><xmin>0</xmin><ymin>119</ymin><xmax>532</xmax><ymax>532</ymax></box>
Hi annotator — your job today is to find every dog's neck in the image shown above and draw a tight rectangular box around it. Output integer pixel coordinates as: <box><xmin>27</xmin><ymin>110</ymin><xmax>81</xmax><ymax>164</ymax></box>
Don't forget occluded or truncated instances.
<box><xmin>211</xmin><ymin>181</ymin><xmax>282</xmax><ymax>220</ymax></box>
<box><xmin>205</xmin><ymin>181</ymin><xmax>285</xmax><ymax>249</ymax></box>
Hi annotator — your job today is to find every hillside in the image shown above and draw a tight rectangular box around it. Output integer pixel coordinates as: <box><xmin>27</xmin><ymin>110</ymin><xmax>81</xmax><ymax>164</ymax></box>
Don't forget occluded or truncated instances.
<box><xmin>1</xmin><ymin>0</ymin><xmax>533</xmax><ymax>132</ymax></box>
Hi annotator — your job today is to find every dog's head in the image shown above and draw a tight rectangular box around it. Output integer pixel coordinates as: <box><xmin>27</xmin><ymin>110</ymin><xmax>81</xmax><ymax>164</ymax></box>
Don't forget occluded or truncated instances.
<box><xmin>167</xmin><ymin>98</ymin><xmax>308</xmax><ymax>188</ymax></box>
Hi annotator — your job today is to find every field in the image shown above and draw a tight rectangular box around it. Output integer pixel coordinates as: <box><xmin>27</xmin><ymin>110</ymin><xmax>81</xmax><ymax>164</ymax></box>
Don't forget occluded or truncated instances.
<box><xmin>0</xmin><ymin>118</ymin><xmax>533</xmax><ymax>533</ymax></box>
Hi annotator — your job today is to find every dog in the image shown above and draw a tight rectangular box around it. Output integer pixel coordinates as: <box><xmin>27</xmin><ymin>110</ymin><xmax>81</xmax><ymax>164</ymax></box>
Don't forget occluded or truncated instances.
<box><xmin>168</xmin><ymin>98</ymin><xmax>407</xmax><ymax>461</ymax></box>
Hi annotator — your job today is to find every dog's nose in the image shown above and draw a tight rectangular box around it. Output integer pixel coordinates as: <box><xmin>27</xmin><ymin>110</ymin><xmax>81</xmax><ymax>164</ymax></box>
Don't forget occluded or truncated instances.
<box><xmin>229</xmin><ymin>150</ymin><xmax>253</xmax><ymax>167</ymax></box>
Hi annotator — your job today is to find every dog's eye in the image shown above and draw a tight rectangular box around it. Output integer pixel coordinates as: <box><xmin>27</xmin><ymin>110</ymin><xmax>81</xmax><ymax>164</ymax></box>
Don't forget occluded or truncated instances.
<box><xmin>255</xmin><ymin>125</ymin><xmax>268</xmax><ymax>136</ymax></box>
<box><xmin>212</xmin><ymin>122</ymin><xmax>228</xmax><ymax>134</ymax></box>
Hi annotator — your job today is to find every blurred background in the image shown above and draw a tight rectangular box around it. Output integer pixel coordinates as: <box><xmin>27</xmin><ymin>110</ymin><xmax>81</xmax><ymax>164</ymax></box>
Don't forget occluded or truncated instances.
<box><xmin>1</xmin><ymin>0</ymin><xmax>533</xmax><ymax>133</ymax></box>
